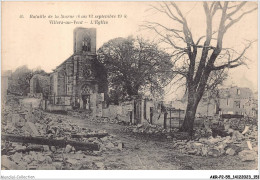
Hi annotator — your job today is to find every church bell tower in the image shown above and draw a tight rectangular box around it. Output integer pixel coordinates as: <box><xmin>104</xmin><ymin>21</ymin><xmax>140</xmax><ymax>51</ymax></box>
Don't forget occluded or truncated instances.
<box><xmin>73</xmin><ymin>27</ymin><xmax>96</xmax><ymax>54</ymax></box>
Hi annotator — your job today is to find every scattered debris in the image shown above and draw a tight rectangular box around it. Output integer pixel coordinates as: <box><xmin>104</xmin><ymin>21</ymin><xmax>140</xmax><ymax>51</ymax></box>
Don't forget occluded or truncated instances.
<box><xmin>238</xmin><ymin>150</ymin><xmax>257</xmax><ymax>162</ymax></box>
<box><xmin>1</xmin><ymin>96</ymin><xmax>257</xmax><ymax>170</ymax></box>
<box><xmin>172</xmin><ymin>125</ymin><xmax>258</xmax><ymax>159</ymax></box>
<box><xmin>1</xmin><ymin>96</ymin><xmax>124</xmax><ymax>170</ymax></box>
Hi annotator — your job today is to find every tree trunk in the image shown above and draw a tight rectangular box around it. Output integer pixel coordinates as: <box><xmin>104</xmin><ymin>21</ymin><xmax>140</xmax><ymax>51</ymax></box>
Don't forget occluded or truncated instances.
<box><xmin>180</xmin><ymin>83</ymin><xmax>205</xmax><ymax>136</ymax></box>
<box><xmin>180</xmin><ymin>97</ymin><xmax>199</xmax><ymax>136</ymax></box>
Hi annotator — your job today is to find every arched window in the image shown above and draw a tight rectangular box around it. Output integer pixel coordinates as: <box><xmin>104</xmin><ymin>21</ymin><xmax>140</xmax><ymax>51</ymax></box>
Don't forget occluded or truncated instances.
<box><xmin>81</xmin><ymin>85</ymin><xmax>92</xmax><ymax>95</ymax></box>
<box><xmin>82</xmin><ymin>37</ymin><xmax>91</xmax><ymax>51</ymax></box>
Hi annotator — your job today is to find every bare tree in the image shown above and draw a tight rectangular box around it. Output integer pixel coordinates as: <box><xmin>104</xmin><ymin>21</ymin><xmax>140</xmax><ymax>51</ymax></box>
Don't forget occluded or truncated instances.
<box><xmin>144</xmin><ymin>2</ymin><xmax>257</xmax><ymax>135</ymax></box>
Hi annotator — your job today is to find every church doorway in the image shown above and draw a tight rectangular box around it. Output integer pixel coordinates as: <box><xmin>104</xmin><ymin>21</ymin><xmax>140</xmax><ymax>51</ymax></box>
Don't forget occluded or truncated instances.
<box><xmin>82</xmin><ymin>95</ymin><xmax>90</xmax><ymax>110</ymax></box>
<box><xmin>80</xmin><ymin>84</ymin><xmax>93</xmax><ymax>110</ymax></box>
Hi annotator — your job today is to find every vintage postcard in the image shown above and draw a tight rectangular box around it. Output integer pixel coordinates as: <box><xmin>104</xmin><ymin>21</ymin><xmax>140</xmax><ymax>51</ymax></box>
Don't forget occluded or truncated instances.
<box><xmin>1</xmin><ymin>1</ymin><xmax>258</xmax><ymax>179</ymax></box>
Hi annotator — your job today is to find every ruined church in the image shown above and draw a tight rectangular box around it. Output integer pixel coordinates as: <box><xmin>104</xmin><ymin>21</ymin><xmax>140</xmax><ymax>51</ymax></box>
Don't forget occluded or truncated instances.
<box><xmin>48</xmin><ymin>27</ymin><xmax>107</xmax><ymax>114</ymax></box>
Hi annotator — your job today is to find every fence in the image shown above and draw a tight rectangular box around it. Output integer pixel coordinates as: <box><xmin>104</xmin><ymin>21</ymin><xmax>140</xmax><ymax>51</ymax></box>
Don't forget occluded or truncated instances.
<box><xmin>164</xmin><ymin>107</ymin><xmax>185</xmax><ymax>131</ymax></box>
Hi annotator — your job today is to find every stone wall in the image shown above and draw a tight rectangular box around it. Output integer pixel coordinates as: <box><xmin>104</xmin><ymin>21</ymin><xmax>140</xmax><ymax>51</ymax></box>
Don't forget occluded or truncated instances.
<box><xmin>45</xmin><ymin>103</ymin><xmax>72</xmax><ymax>112</ymax></box>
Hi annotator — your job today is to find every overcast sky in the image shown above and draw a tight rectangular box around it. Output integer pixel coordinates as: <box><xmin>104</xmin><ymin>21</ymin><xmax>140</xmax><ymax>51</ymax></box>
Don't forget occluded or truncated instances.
<box><xmin>2</xmin><ymin>2</ymin><xmax>258</xmax><ymax>100</ymax></box>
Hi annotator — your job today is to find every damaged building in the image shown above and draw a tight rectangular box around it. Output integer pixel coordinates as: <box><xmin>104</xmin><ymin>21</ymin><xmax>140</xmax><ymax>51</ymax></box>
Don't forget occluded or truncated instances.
<box><xmin>29</xmin><ymin>74</ymin><xmax>50</xmax><ymax>98</ymax></box>
<box><xmin>171</xmin><ymin>86</ymin><xmax>257</xmax><ymax>118</ymax></box>
<box><xmin>45</xmin><ymin>27</ymin><xmax>108</xmax><ymax>114</ymax></box>
<box><xmin>217</xmin><ymin>86</ymin><xmax>257</xmax><ymax>117</ymax></box>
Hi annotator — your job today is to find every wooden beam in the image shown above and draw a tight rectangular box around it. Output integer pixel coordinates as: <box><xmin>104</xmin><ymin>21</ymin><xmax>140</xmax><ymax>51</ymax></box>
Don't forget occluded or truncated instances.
<box><xmin>2</xmin><ymin>134</ymin><xmax>100</xmax><ymax>151</ymax></box>
<box><xmin>71</xmin><ymin>132</ymin><xmax>108</xmax><ymax>139</ymax></box>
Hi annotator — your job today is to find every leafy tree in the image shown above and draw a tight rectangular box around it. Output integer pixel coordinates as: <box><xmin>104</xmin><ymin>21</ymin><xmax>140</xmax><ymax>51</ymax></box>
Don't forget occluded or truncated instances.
<box><xmin>8</xmin><ymin>65</ymin><xmax>48</xmax><ymax>96</ymax></box>
<box><xmin>145</xmin><ymin>2</ymin><xmax>257</xmax><ymax>135</ymax></box>
<box><xmin>98</xmin><ymin>37</ymin><xmax>173</xmax><ymax>103</ymax></box>
<box><xmin>8</xmin><ymin>65</ymin><xmax>33</xmax><ymax>95</ymax></box>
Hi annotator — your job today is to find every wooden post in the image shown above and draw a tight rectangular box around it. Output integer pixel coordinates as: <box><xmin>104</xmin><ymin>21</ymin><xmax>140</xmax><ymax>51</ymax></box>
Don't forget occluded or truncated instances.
<box><xmin>134</xmin><ymin>100</ymin><xmax>136</xmax><ymax>125</ymax></box>
<box><xmin>130</xmin><ymin>111</ymin><xmax>132</xmax><ymax>124</ymax></box>
<box><xmin>45</xmin><ymin>99</ymin><xmax>47</xmax><ymax>110</ymax></box>
<box><xmin>179</xmin><ymin>108</ymin><xmax>181</xmax><ymax>129</ymax></box>
<box><xmin>140</xmin><ymin>99</ymin><xmax>144</xmax><ymax>123</ymax></box>
<box><xmin>164</xmin><ymin>112</ymin><xmax>167</xmax><ymax>129</ymax></box>
<box><xmin>150</xmin><ymin>107</ymin><xmax>153</xmax><ymax>125</ymax></box>
<box><xmin>170</xmin><ymin>109</ymin><xmax>172</xmax><ymax>132</ymax></box>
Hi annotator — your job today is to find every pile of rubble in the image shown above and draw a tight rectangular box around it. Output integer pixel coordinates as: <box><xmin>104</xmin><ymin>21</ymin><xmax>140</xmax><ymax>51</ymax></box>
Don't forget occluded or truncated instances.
<box><xmin>173</xmin><ymin>126</ymin><xmax>258</xmax><ymax>161</ymax></box>
<box><xmin>193</xmin><ymin>127</ymin><xmax>213</xmax><ymax>139</ymax></box>
<box><xmin>67</xmin><ymin>110</ymin><xmax>127</xmax><ymax>125</ymax></box>
<box><xmin>120</xmin><ymin>116</ymin><xmax>258</xmax><ymax>161</ymax></box>
<box><xmin>90</xmin><ymin>117</ymin><xmax>122</xmax><ymax>124</ymax></box>
<box><xmin>225</xmin><ymin>117</ymin><xmax>257</xmax><ymax>131</ymax></box>
<box><xmin>1</xmin><ymin>97</ymin><xmax>124</xmax><ymax>170</ymax></box>
<box><xmin>123</xmin><ymin>123</ymin><xmax>165</xmax><ymax>135</ymax></box>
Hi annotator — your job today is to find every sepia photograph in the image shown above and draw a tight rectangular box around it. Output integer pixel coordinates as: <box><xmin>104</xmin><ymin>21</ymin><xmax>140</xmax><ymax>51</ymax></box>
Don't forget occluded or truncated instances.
<box><xmin>1</xmin><ymin>1</ymin><xmax>258</xmax><ymax>179</ymax></box>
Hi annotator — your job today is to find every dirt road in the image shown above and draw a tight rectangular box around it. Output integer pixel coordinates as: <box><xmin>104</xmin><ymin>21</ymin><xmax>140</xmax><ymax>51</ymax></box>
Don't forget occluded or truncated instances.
<box><xmin>67</xmin><ymin>115</ymin><xmax>258</xmax><ymax>170</ymax></box>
